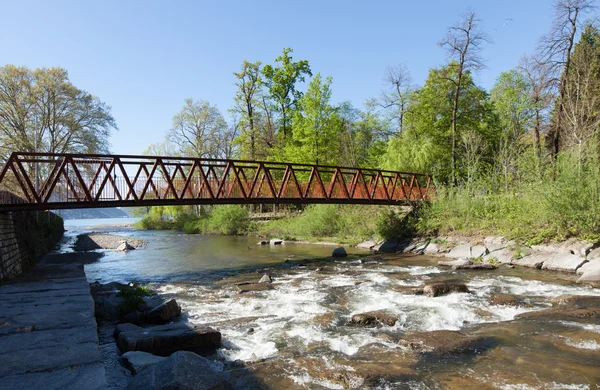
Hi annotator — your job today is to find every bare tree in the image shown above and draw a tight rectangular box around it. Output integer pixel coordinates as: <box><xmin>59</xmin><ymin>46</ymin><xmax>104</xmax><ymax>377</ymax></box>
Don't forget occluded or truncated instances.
<box><xmin>377</xmin><ymin>65</ymin><xmax>414</xmax><ymax>135</ymax></box>
<box><xmin>439</xmin><ymin>10</ymin><xmax>490</xmax><ymax>185</ymax></box>
<box><xmin>537</xmin><ymin>0</ymin><xmax>596</xmax><ymax>166</ymax></box>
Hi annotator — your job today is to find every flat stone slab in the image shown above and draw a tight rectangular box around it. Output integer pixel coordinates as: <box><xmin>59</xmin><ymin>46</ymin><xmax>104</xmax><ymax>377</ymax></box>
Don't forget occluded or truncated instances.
<box><xmin>438</xmin><ymin>259</ymin><xmax>472</xmax><ymax>267</ymax></box>
<box><xmin>447</xmin><ymin>244</ymin><xmax>471</xmax><ymax>259</ymax></box>
<box><xmin>0</xmin><ymin>255</ymin><xmax>105</xmax><ymax>389</ymax></box>
<box><xmin>512</xmin><ymin>253</ymin><xmax>547</xmax><ymax>269</ymax></box>
<box><xmin>577</xmin><ymin>259</ymin><xmax>600</xmax><ymax>275</ymax></box>
<box><xmin>115</xmin><ymin>322</ymin><xmax>221</xmax><ymax>356</ymax></box>
<box><xmin>0</xmin><ymin>362</ymin><xmax>106</xmax><ymax>390</ymax></box>
<box><xmin>541</xmin><ymin>253</ymin><xmax>587</xmax><ymax>273</ymax></box>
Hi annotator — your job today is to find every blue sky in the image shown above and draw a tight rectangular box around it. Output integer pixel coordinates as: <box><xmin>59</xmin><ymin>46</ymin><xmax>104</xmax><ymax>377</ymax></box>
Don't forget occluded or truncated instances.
<box><xmin>1</xmin><ymin>0</ymin><xmax>557</xmax><ymax>155</ymax></box>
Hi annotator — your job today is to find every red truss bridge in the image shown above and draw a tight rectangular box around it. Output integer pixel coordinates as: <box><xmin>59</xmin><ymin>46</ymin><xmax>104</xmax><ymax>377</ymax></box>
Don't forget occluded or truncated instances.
<box><xmin>0</xmin><ymin>152</ymin><xmax>434</xmax><ymax>211</ymax></box>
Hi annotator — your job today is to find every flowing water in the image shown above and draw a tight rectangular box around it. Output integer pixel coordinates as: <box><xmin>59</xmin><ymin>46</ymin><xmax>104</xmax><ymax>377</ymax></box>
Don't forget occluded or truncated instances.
<box><xmin>64</xmin><ymin>219</ymin><xmax>600</xmax><ymax>389</ymax></box>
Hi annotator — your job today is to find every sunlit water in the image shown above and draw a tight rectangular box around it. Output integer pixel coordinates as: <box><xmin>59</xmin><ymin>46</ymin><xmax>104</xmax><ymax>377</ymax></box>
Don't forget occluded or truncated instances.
<box><xmin>65</xmin><ymin>219</ymin><xmax>600</xmax><ymax>389</ymax></box>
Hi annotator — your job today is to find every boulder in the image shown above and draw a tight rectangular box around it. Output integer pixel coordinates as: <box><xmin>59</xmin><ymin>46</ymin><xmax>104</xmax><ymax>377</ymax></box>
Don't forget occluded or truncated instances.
<box><xmin>447</xmin><ymin>244</ymin><xmax>471</xmax><ymax>259</ymax></box>
<box><xmin>577</xmin><ymin>259</ymin><xmax>600</xmax><ymax>275</ymax></box>
<box><xmin>356</xmin><ymin>240</ymin><xmax>377</xmax><ymax>250</ymax></box>
<box><xmin>483</xmin><ymin>249</ymin><xmax>513</xmax><ymax>264</ymax></box>
<box><xmin>577</xmin><ymin>263</ymin><xmax>600</xmax><ymax>285</ymax></box>
<box><xmin>117</xmin><ymin>241</ymin><xmax>135</xmax><ymax>251</ymax></box>
<box><xmin>541</xmin><ymin>253</ymin><xmax>587</xmax><ymax>273</ymax></box>
<box><xmin>487</xmin><ymin>293</ymin><xmax>529</xmax><ymax>307</ymax></box>
<box><xmin>422</xmin><ymin>243</ymin><xmax>441</xmax><ymax>254</ymax></box>
<box><xmin>399</xmin><ymin>330</ymin><xmax>492</xmax><ymax>355</ymax></box>
<box><xmin>438</xmin><ymin>259</ymin><xmax>472</xmax><ymax>267</ymax></box>
<box><xmin>483</xmin><ymin>236</ymin><xmax>508</xmax><ymax>253</ymax></box>
<box><xmin>348</xmin><ymin>310</ymin><xmax>398</xmax><ymax>327</ymax></box>
<box><xmin>587</xmin><ymin>247</ymin><xmax>600</xmax><ymax>260</ymax></box>
<box><xmin>511</xmin><ymin>253</ymin><xmax>547</xmax><ymax>269</ymax></box>
<box><xmin>374</xmin><ymin>240</ymin><xmax>399</xmax><ymax>253</ymax></box>
<box><xmin>122</xmin><ymin>351</ymin><xmax>166</xmax><ymax>375</ymax></box>
<box><xmin>256</xmin><ymin>240</ymin><xmax>268</xmax><ymax>246</ymax></box>
<box><xmin>550</xmin><ymin>294</ymin><xmax>600</xmax><ymax>307</ymax></box>
<box><xmin>423</xmin><ymin>283</ymin><xmax>470</xmax><ymax>297</ymax></box>
<box><xmin>470</xmin><ymin>245</ymin><xmax>488</xmax><ymax>258</ymax></box>
<box><xmin>332</xmin><ymin>247</ymin><xmax>348</xmax><ymax>258</ymax></box>
<box><xmin>115</xmin><ymin>323</ymin><xmax>221</xmax><ymax>356</ymax></box>
<box><xmin>258</xmin><ymin>274</ymin><xmax>272</xmax><ymax>284</ymax></box>
<box><xmin>269</xmin><ymin>238</ymin><xmax>283</xmax><ymax>245</ymax></box>
<box><xmin>126</xmin><ymin>351</ymin><xmax>231</xmax><ymax>390</ymax></box>
<box><xmin>235</xmin><ymin>282</ymin><xmax>274</xmax><ymax>293</ymax></box>
<box><xmin>145</xmin><ymin>299</ymin><xmax>181</xmax><ymax>323</ymax></box>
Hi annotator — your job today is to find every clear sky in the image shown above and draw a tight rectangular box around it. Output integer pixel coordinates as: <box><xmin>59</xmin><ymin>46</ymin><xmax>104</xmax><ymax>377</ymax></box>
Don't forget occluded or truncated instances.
<box><xmin>0</xmin><ymin>0</ymin><xmax>558</xmax><ymax>155</ymax></box>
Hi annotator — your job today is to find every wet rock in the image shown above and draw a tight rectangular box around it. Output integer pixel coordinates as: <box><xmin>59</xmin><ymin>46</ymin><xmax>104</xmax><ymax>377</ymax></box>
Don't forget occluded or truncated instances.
<box><xmin>375</xmin><ymin>333</ymin><xmax>396</xmax><ymax>342</ymax></box>
<box><xmin>447</xmin><ymin>244</ymin><xmax>471</xmax><ymax>259</ymax></box>
<box><xmin>541</xmin><ymin>253</ymin><xmax>587</xmax><ymax>273</ymax></box>
<box><xmin>116</xmin><ymin>241</ymin><xmax>135</xmax><ymax>251</ymax></box>
<box><xmin>349</xmin><ymin>310</ymin><xmax>398</xmax><ymax>327</ymax></box>
<box><xmin>423</xmin><ymin>283</ymin><xmax>470</xmax><ymax>297</ymax></box>
<box><xmin>471</xmin><ymin>245</ymin><xmax>489</xmax><ymax>258</ymax></box>
<box><xmin>454</xmin><ymin>262</ymin><xmax>497</xmax><ymax>270</ymax></box>
<box><xmin>313</xmin><ymin>312</ymin><xmax>336</xmax><ymax>327</ymax></box>
<box><xmin>145</xmin><ymin>299</ymin><xmax>181</xmax><ymax>323</ymax></box>
<box><xmin>115</xmin><ymin>323</ymin><xmax>221</xmax><ymax>355</ymax></box>
<box><xmin>235</xmin><ymin>282</ymin><xmax>274</xmax><ymax>293</ymax></box>
<box><xmin>482</xmin><ymin>249</ymin><xmax>513</xmax><ymax>264</ymax></box>
<box><xmin>356</xmin><ymin>240</ymin><xmax>377</xmax><ymax>250</ymax></box>
<box><xmin>516</xmin><ymin>307</ymin><xmax>600</xmax><ymax>320</ymax></box>
<box><xmin>392</xmin><ymin>286</ymin><xmax>424</xmax><ymax>295</ymax></box>
<box><xmin>399</xmin><ymin>330</ymin><xmax>491</xmax><ymax>355</ymax></box>
<box><xmin>122</xmin><ymin>351</ymin><xmax>166</xmax><ymax>375</ymax></box>
<box><xmin>374</xmin><ymin>240</ymin><xmax>399</xmax><ymax>253</ymax></box>
<box><xmin>550</xmin><ymin>294</ymin><xmax>600</xmax><ymax>307</ymax></box>
<box><xmin>258</xmin><ymin>274</ymin><xmax>272</xmax><ymax>284</ymax></box>
<box><xmin>269</xmin><ymin>238</ymin><xmax>283</xmax><ymax>245</ymax></box>
<box><xmin>125</xmin><ymin>351</ymin><xmax>231</xmax><ymax>390</ymax></box>
<box><xmin>438</xmin><ymin>259</ymin><xmax>472</xmax><ymax>267</ymax></box>
<box><xmin>487</xmin><ymin>293</ymin><xmax>529</xmax><ymax>307</ymax></box>
<box><xmin>332</xmin><ymin>247</ymin><xmax>348</xmax><ymax>258</ymax></box>
<box><xmin>512</xmin><ymin>253</ymin><xmax>546</xmax><ymax>269</ymax></box>
<box><xmin>256</xmin><ymin>240</ymin><xmax>268</xmax><ymax>246</ymax></box>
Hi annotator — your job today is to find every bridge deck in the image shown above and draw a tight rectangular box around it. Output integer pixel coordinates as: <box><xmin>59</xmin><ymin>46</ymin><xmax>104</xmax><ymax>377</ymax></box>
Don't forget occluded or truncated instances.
<box><xmin>0</xmin><ymin>152</ymin><xmax>434</xmax><ymax>211</ymax></box>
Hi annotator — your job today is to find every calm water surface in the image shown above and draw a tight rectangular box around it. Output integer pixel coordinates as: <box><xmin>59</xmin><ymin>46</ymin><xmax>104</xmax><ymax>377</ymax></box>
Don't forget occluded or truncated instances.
<box><xmin>64</xmin><ymin>218</ymin><xmax>600</xmax><ymax>389</ymax></box>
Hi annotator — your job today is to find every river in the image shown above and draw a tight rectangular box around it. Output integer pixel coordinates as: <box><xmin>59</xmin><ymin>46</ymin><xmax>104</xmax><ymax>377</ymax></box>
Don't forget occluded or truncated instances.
<box><xmin>64</xmin><ymin>218</ymin><xmax>600</xmax><ymax>389</ymax></box>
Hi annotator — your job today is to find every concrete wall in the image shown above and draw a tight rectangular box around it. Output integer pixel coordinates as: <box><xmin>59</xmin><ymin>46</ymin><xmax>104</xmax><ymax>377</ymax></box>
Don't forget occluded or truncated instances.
<box><xmin>0</xmin><ymin>211</ymin><xmax>64</xmax><ymax>282</ymax></box>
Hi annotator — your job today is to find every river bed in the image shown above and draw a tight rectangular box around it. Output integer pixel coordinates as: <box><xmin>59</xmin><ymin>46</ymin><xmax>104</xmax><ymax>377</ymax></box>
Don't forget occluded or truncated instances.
<box><xmin>64</xmin><ymin>219</ymin><xmax>600</xmax><ymax>389</ymax></box>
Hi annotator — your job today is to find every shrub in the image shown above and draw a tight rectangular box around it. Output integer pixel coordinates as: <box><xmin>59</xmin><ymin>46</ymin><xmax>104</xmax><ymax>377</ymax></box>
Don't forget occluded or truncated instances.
<box><xmin>204</xmin><ymin>205</ymin><xmax>250</xmax><ymax>235</ymax></box>
<box><xmin>117</xmin><ymin>283</ymin><xmax>152</xmax><ymax>313</ymax></box>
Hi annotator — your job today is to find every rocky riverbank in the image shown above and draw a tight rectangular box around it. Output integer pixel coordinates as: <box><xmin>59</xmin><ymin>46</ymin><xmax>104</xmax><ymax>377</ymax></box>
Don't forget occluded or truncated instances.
<box><xmin>74</xmin><ymin>233</ymin><xmax>146</xmax><ymax>252</ymax></box>
<box><xmin>354</xmin><ymin>236</ymin><xmax>600</xmax><ymax>286</ymax></box>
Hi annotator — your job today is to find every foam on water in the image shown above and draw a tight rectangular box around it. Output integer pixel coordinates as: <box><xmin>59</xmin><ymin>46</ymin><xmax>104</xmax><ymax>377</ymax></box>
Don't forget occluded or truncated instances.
<box><xmin>563</xmin><ymin>338</ymin><xmax>600</xmax><ymax>350</ymax></box>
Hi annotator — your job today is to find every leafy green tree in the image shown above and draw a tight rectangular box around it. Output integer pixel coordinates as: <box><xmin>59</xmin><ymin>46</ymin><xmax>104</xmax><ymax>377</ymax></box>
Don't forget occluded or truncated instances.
<box><xmin>232</xmin><ymin>60</ymin><xmax>263</xmax><ymax>159</ymax></box>
<box><xmin>0</xmin><ymin>65</ymin><xmax>116</xmax><ymax>161</ymax></box>
<box><xmin>283</xmin><ymin>74</ymin><xmax>341</xmax><ymax>165</ymax></box>
<box><xmin>381</xmin><ymin>64</ymin><xmax>497</xmax><ymax>183</ymax></box>
<box><xmin>262</xmin><ymin>48</ymin><xmax>312</xmax><ymax>140</ymax></box>
<box><xmin>490</xmin><ymin>69</ymin><xmax>534</xmax><ymax>189</ymax></box>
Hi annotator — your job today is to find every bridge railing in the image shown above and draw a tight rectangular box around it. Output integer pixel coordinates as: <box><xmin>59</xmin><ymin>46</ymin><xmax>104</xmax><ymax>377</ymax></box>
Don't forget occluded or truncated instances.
<box><xmin>0</xmin><ymin>152</ymin><xmax>434</xmax><ymax>211</ymax></box>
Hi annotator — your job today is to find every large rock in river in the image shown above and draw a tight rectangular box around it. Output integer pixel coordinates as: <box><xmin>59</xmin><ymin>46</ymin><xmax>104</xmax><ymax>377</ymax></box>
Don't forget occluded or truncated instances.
<box><xmin>146</xmin><ymin>299</ymin><xmax>181</xmax><ymax>323</ymax></box>
<box><xmin>399</xmin><ymin>330</ymin><xmax>492</xmax><ymax>355</ymax></box>
<box><xmin>122</xmin><ymin>351</ymin><xmax>166</xmax><ymax>375</ymax></box>
<box><xmin>332</xmin><ymin>247</ymin><xmax>348</xmax><ymax>258</ymax></box>
<box><xmin>349</xmin><ymin>310</ymin><xmax>398</xmax><ymax>327</ymax></box>
<box><xmin>577</xmin><ymin>260</ymin><xmax>600</xmax><ymax>285</ymax></box>
<box><xmin>115</xmin><ymin>323</ymin><xmax>221</xmax><ymax>356</ymax></box>
<box><xmin>126</xmin><ymin>351</ymin><xmax>231</xmax><ymax>390</ymax></box>
<box><xmin>423</xmin><ymin>283</ymin><xmax>470</xmax><ymax>297</ymax></box>
<box><xmin>541</xmin><ymin>253</ymin><xmax>587</xmax><ymax>273</ymax></box>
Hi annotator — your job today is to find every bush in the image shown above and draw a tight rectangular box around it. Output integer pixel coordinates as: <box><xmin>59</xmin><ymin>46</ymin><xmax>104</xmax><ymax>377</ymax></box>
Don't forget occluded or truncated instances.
<box><xmin>117</xmin><ymin>283</ymin><xmax>152</xmax><ymax>313</ymax></box>
<box><xmin>204</xmin><ymin>205</ymin><xmax>250</xmax><ymax>235</ymax></box>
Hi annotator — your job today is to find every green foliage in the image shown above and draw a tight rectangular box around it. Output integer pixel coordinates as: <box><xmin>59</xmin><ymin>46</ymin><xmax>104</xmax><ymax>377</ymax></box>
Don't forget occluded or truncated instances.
<box><xmin>376</xmin><ymin>209</ymin><xmax>418</xmax><ymax>241</ymax></box>
<box><xmin>203</xmin><ymin>205</ymin><xmax>250</xmax><ymax>235</ymax></box>
<box><xmin>117</xmin><ymin>283</ymin><xmax>152</xmax><ymax>313</ymax></box>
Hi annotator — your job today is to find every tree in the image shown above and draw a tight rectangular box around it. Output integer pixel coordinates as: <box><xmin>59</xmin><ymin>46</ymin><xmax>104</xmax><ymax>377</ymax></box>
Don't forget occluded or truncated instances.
<box><xmin>0</xmin><ymin>65</ymin><xmax>116</xmax><ymax>161</ymax></box>
<box><xmin>537</xmin><ymin>0</ymin><xmax>596</xmax><ymax>165</ymax></box>
<box><xmin>375</xmin><ymin>65</ymin><xmax>415</xmax><ymax>135</ymax></box>
<box><xmin>382</xmin><ymin>64</ymin><xmax>497</xmax><ymax>183</ymax></box>
<box><xmin>491</xmin><ymin>70</ymin><xmax>534</xmax><ymax>189</ymax></box>
<box><xmin>232</xmin><ymin>60</ymin><xmax>262</xmax><ymax>159</ymax></box>
<box><xmin>283</xmin><ymin>74</ymin><xmax>341</xmax><ymax>165</ymax></box>
<box><xmin>561</xmin><ymin>24</ymin><xmax>600</xmax><ymax>172</ymax></box>
<box><xmin>439</xmin><ymin>10</ymin><xmax>490</xmax><ymax>184</ymax></box>
<box><xmin>262</xmin><ymin>48</ymin><xmax>312</xmax><ymax>140</ymax></box>
<box><xmin>168</xmin><ymin>98</ymin><xmax>230</xmax><ymax>159</ymax></box>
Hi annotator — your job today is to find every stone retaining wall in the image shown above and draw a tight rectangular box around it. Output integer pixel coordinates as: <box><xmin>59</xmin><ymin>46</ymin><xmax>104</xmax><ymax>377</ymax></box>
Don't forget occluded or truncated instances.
<box><xmin>0</xmin><ymin>211</ymin><xmax>64</xmax><ymax>282</ymax></box>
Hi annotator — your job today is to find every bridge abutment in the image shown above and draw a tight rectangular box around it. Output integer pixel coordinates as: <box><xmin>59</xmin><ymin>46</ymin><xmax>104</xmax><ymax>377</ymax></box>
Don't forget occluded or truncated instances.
<box><xmin>0</xmin><ymin>210</ymin><xmax>64</xmax><ymax>282</ymax></box>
